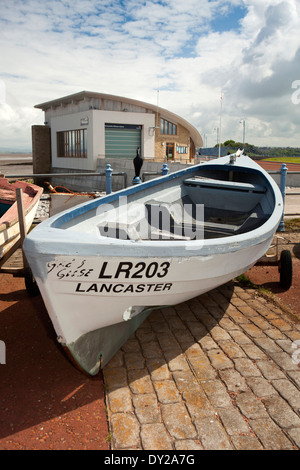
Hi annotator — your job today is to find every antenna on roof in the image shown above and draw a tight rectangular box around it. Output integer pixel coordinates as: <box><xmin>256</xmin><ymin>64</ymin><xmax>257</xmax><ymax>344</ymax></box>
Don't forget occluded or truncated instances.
<box><xmin>155</xmin><ymin>85</ymin><xmax>160</xmax><ymax>129</ymax></box>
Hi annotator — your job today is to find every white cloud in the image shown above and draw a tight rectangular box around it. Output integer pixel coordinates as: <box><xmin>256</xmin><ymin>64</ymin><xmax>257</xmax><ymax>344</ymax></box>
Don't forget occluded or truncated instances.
<box><xmin>0</xmin><ymin>0</ymin><xmax>300</xmax><ymax>150</ymax></box>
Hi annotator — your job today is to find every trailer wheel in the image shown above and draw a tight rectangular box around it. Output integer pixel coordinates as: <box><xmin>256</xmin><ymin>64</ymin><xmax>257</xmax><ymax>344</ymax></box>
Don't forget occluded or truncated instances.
<box><xmin>24</xmin><ymin>267</ymin><xmax>40</xmax><ymax>296</ymax></box>
<box><xmin>279</xmin><ymin>250</ymin><xmax>293</xmax><ymax>289</ymax></box>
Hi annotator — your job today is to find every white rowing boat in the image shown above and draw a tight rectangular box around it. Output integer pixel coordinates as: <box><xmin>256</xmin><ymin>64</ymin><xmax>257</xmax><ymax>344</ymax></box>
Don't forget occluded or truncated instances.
<box><xmin>23</xmin><ymin>152</ymin><xmax>283</xmax><ymax>375</ymax></box>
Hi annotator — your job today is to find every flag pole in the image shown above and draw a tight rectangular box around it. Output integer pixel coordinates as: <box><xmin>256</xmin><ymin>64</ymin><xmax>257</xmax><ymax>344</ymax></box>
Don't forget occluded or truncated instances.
<box><xmin>218</xmin><ymin>92</ymin><xmax>222</xmax><ymax>158</ymax></box>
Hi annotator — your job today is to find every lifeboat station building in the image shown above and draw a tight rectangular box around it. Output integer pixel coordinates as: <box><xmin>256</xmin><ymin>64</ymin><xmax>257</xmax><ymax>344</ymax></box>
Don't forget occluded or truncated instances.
<box><xmin>32</xmin><ymin>91</ymin><xmax>202</xmax><ymax>191</ymax></box>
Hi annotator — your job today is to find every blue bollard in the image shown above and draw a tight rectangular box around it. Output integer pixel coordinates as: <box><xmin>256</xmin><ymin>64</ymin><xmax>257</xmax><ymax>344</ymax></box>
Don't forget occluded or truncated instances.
<box><xmin>162</xmin><ymin>163</ymin><xmax>169</xmax><ymax>176</ymax></box>
<box><xmin>105</xmin><ymin>164</ymin><xmax>113</xmax><ymax>194</ymax></box>
<box><xmin>278</xmin><ymin>163</ymin><xmax>288</xmax><ymax>232</ymax></box>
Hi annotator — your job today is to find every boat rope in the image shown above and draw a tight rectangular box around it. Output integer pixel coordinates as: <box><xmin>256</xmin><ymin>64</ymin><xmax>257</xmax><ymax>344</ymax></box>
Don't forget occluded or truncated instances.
<box><xmin>44</xmin><ymin>182</ymin><xmax>97</xmax><ymax>198</ymax></box>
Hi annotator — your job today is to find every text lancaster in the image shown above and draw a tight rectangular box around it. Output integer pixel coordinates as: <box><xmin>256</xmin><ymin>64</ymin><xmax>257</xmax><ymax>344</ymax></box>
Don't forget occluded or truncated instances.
<box><xmin>75</xmin><ymin>282</ymin><xmax>173</xmax><ymax>294</ymax></box>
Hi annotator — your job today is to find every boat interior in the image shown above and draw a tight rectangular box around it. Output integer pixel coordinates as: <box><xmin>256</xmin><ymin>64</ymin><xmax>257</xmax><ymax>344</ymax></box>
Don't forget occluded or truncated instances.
<box><xmin>95</xmin><ymin>166</ymin><xmax>274</xmax><ymax>241</ymax></box>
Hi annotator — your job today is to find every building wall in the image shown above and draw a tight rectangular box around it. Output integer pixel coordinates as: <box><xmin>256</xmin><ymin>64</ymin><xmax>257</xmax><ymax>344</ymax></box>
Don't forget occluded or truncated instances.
<box><xmin>154</xmin><ymin>113</ymin><xmax>194</xmax><ymax>163</ymax></box>
<box><xmin>31</xmin><ymin>125</ymin><xmax>51</xmax><ymax>185</ymax></box>
<box><xmin>49</xmin><ymin>109</ymin><xmax>155</xmax><ymax>171</ymax></box>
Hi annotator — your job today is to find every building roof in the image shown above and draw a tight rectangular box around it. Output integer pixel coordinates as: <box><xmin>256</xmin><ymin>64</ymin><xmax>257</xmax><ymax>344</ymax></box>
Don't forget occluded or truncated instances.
<box><xmin>35</xmin><ymin>90</ymin><xmax>203</xmax><ymax>147</ymax></box>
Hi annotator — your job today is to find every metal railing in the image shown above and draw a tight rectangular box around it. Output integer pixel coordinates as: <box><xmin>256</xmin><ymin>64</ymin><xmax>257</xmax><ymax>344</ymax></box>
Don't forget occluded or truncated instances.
<box><xmin>4</xmin><ymin>162</ymin><xmax>299</xmax><ymax>231</ymax></box>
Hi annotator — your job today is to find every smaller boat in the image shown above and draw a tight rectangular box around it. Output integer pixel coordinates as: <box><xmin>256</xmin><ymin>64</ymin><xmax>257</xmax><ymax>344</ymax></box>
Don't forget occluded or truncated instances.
<box><xmin>0</xmin><ymin>178</ymin><xmax>43</xmax><ymax>260</ymax></box>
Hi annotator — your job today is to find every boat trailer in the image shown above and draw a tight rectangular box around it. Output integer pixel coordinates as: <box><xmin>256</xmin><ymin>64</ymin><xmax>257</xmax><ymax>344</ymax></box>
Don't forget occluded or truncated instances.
<box><xmin>256</xmin><ymin>235</ymin><xmax>293</xmax><ymax>289</ymax></box>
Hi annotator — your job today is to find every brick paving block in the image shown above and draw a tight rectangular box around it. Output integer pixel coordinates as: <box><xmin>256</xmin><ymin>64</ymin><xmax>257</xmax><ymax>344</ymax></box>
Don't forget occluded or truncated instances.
<box><xmin>218</xmin><ymin>317</ymin><xmax>240</xmax><ymax>331</ymax></box>
<box><xmin>287</xmin><ymin>370</ymin><xmax>300</xmax><ymax>388</ymax></box>
<box><xmin>140</xmin><ymin>423</ymin><xmax>173</xmax><ymax>450</ymax></box>
<box><xmin>135</xmin><ymin>328</ymin><xmax>156</xmax><ymax>343</ymax></box>
<box><xmin>235</xmin><ymin>390</ymin><xmax>268</xmax><ymax>419</ymax></box>
<box><xmin>128</xmin><ymin>369</ymin><xmax>155</xmax><ymax>394</ymax></box>
<box><xmin>253</xmin><ymin>337</ymin><xmax>282</xmax><ymax>354</ymax></box>
<box><xmin>146</xmin><ymin>357</ymin><xmax>171</xmax><ymax>380</ymax></box>
<box><xmin>124</xmin><ymin>351</ymin><xmax>145</xmax><ymax>370</ymax></box>
<box><xmin>241</xmin><ymin>322</ymin><xmax>267</xmax><ymax>339</ymax></box>
<box><xmin>219</xmin><ymin>369</ymin><xmax>248</xmax><ymax>393</ymax></box>
<box><xmin>166</xmin><ymin>316</ymin><xmax>186</xmax><ymax>330</ymax></box>
<box><xmin>107</xmin><ymin>387</ymin><xmax>133</xmax><ymax>414</ymax></box>
<box><xmin>206</xmin><ymin>305</ymin><xmax>225</xmax><ymax>320</ymax></box>
<box><xmin>201</xmin><ymin>379</ymin><xmax>233</xmax><ymax>408</ymax></box>
<box><xmin>194</xmin><ymin>410</ymin><xmax>233</xmax><ymax>450</ymax></box>
<box><xmin>122</xmin><ymin>338</ymin><xmax>141</xmax><ymax>353</ymax></box>
<box><xmin>184</xmin><ymin>344</ymin><xmax>217</xmax><ymax>380</ymax></box>
<box><xmin>174</xmin><ymin>439</ymin><xmax>204</xmax><ymax>450</ymax></box>
<box><xmin>275</xmin><ymin>338</ymin><xmax>295</xmax><ymax>354</ymax></box>
<box><xmin>231</xmin><ymin>434</ymin><xmax>263</xmax><ymax>450</ymax></box>
<box><xmin>153</xmin><ymin>379</ymin><xmax>181</xmax><ymax>404</ymax></box>
<box><xmin>286</xmin><ymin>428</ymin><xmax>300</xmax><ymax>449</ymax></box>
<box><xmin>161</xmin><ymin>403</ymin><xmax>197</xmax><ymax>440</ymax></box>
<box><xmin>207</xmin><ymin>348</ymin><xmax>234</xmax><ymax>370</ymax></box>
<box><xmin>269</xmin><ymin>351</ymin><xmax>299</xmax><ymax>371</ymax></box>
<box><xmin>249</xmin><ymin>418</ymin><xmax>294</xmax><ymax>450</ymax></box>
<box><xmin>269</xmin><ymin>318</ymin><xmax>293</xmax><ymax>331</ymax></box>
<box><xmin>250</xmin><ymin>316</ymin><xmax>273</xmax><ymax>330</ymax></box>
<box><xmin>140</xmin><ymin>340</ymin><xmax>164</xmax><ymax>359</ymax></box>
<box><xmin>196</xmin><ymin>312</ymin><xmax>217</xmax><ymax>329</ymax></box>
<box><xmin>198</xmin><ymin>334</ymin><xmax>218</xmax><ymax>351</ymax></box>
<box><xmin>265</xmin><ymin>328</ymin><xmax>286</xmax><ymax>340</ymax></box>
<box><xmin>175</xmin><ymin>303</ymin><xmax>197</xmax><ymax>321</ymax></box>
<box><xmin>241</xmin><ymin>343</ymin><xmax>268</xmax><ymax>360</ymax></box>
<box><xmin>255</xmin><ymin>360</ymin><xmax>286</xmax><ymax>380</ymax></box>
<box><xmin>246</xmin><ymin>376</ymin><xmax>277</xmax><ymax>398</ymax></box>
<box><xmin>110</xmin><ymin>413</ymin><xmax>140</xmax><ymax>450</ymax></box>
<box><xmin>218</xmin><ymin>340</ymin><xmax>246</xmax><ymax>359</ymax></box>
<box><xmin>185</xmin><ymin>321</ymin><xmax>208</xmax><ymax>338</ymax></box>
<box><xmin>262</xmin><ymin>395</ymin><xmax>300</xmax><ymax>428</ymax></box>
<box><xmin>271</xmin><ymin>378</ymin><xmax>300</xmax><ymax>410</ymax></box>
<box><xmin>182</xmin><ymin>389</ymin><xmax>213</xmax><ymax>417</ymax></box>
<box><xmin>105</xmin><ymin>350</ymin><xmax>124</xmax><ymax>368</ymax></box>
<box><xmin>172</xmin><ymin>328</ymin><xmax>195</xmax><ymax>346</ymax></box>
<box><xmin>132</xmin><ymin>394</ymin><xmax>162</xmax><ymax>424</ymax></box>
<box><xmin>217</xmin><ymin>404</ymin><xmax>251</xmax><ymax>436</ymax></box>
<box><xmin>156</xmin><ymin>331</ymin><xmax>182</xmax><ymax>352</ymax></box>
<box><xmin>209</xmin><ymin>325</ymin><xmax>231</xmax><ymax>342</ymax></box>
<box><xmin>255</xmin><ymin>306</ymin><xmax>280</xmax><ymax>320</ymax></box>
<box><xmin>163</xmin><ymin>351</ymin><xmax>190</xmax><ymax>371</ymax></box>
<box><xmin>233</xmin><ymin>357</ymin><xmax>261</xmax><ymax>378</ymax></box>
<box><xmin>103</xmin><ymin>366</ymin><xmax>128</xmax><ymax>391</ymax></box>
<box><xmin>172</xmin><ymin>370</ymin><xmax>201</xmax><ymax>393</ymax></box>
<box><xmin>151</xmin><ymin>320</ymin><xmax>172</xmax><ymax>334</ymax></box>
<box><xmin>229</xmin><ymin>329</ymin><xmax>252</xmax><ymax>344</ymax></box>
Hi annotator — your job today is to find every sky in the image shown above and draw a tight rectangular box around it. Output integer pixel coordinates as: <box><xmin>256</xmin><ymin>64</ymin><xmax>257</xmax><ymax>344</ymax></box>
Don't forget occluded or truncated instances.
<box><xmin>0</xmin><ymin>0</ymin><xmax>300</xmax><ymax>151</ymax></box>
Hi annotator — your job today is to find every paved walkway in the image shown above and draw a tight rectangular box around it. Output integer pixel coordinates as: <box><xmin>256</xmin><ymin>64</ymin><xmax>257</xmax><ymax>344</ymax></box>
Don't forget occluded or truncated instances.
<box><xmin>103</xmin><ymin>281</ymin><xmax>300</xmax><ymax>450</ymax></box>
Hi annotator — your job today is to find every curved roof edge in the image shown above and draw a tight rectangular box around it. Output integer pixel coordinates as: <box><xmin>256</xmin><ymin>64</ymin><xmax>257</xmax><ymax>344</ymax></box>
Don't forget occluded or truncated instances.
<box><xmin>35</xmin><ymin>90</ymin><xmax>203</xmax><ymax>147</ymax></box>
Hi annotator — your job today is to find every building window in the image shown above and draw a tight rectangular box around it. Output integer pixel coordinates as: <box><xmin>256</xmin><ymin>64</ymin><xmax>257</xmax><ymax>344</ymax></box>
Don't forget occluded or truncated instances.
<box><xmin>176</xmin><ymin>146</ymin><xmax>188</xmax><ymax>154</ymax></box>
<box><xmin>57</xmin><ymin>129</ymin><xmax>87</xmax><ymax>158</ymax></box>
<box><xmin>160</xmin><ymin>118</ymin><xmax>177</xmax><ymax>135</ymax></box>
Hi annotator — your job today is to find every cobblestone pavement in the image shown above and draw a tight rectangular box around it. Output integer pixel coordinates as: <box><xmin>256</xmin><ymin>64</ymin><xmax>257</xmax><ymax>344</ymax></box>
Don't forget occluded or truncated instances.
<box><xmin>104</xmin><ymin>282</ymin><xmax>300</xmax><ymax>450</ymax></box>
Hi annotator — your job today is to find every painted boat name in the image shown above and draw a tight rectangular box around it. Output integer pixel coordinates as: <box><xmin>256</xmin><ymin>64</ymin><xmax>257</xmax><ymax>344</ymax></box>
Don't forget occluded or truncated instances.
<box><xmin>75</xmin><ymin>282</ymin><xmax>173</xmax><ymax>294</ymax></box>
<box><xmin>47</xmin><ymin>260</ymin><xmax>170</xmax><ymax>280</ymax></box>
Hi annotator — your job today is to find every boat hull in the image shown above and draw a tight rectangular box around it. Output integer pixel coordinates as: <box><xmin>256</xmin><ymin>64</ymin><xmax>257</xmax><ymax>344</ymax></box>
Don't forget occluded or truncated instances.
<box><xmin>27</xmin><ymin>234</ymin><xmax>273</xmax><ymax>375</ymax></box>
<box><xmin>0</xmin><ymin>179</ymin><xmax>43</xmax><ymax>259</ymax></box>
<box><xmin>23</xmin><ymin>154</ymin><xmax>283</xmax><ymax>375</ymax></box>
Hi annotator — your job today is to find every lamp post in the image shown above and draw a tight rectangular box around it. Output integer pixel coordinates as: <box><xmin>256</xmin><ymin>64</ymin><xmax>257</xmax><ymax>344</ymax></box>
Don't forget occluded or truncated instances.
<box><xmin>240</xmin><ymin>120</ymin><xmax>246</xmax><ymax>149</ymax></box>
